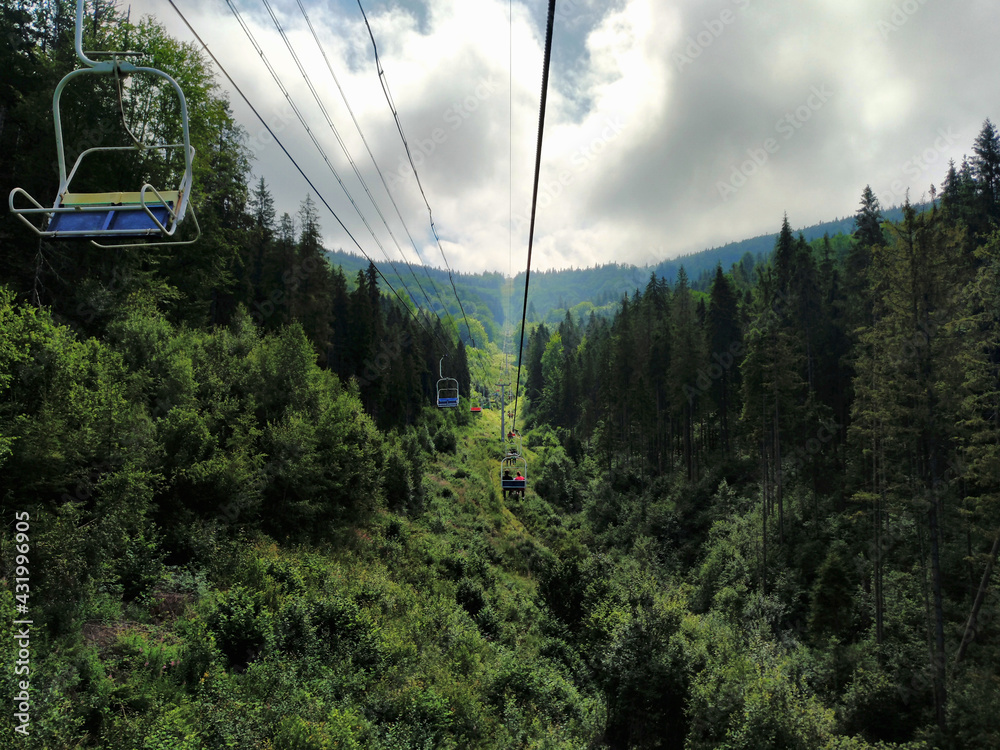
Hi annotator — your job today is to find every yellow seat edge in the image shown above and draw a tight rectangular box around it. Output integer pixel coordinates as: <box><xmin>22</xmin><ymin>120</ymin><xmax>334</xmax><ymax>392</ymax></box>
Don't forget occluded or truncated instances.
<box><xmin>61</xmin><ymin>191</ymin><xmax>179</xmax><ymax>206</ymax></box>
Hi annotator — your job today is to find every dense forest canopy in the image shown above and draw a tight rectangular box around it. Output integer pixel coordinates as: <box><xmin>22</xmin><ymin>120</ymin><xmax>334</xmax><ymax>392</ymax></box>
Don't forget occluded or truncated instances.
<box><xmin>1</xmin><ymin>2</ymin><xmax>999</xmax><ymax>749</ymax></box>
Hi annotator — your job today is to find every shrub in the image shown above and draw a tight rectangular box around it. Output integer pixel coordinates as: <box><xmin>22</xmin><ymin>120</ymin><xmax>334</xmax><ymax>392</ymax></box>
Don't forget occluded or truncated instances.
<box><xmin>206</xmin><ymin>586</ymin><xmax>271</xmax><ymax>671</ymax></box>
<box><xmin>433</xmin><ymin>426</ymin><xmax>457</xmax><ymax>454</ymax></box>
<box><xmin>382</xmin><ymin>439</ymin><xmax>413</xmax><ymax>510</ymax></box>
<box><xmin>273</xmin><ymin>711</ymin><xmax>363</xmax><ymax>750</ymax></box>
<box><xmin>455</xmin><ymin>577</ymin><xmax>486</xmax><ymax>618</ymax></box>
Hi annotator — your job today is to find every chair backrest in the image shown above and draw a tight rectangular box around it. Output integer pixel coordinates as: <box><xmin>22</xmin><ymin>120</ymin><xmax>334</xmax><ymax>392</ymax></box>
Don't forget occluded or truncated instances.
<box><xmin>7</xmin><ymin>0</ymin><xmax>196</xmax><ymax>244</ymax></box>
<box><xmin>437</xmin><ymin>376</ymin><xmax>459</xmax><ymax>407</ymax></box>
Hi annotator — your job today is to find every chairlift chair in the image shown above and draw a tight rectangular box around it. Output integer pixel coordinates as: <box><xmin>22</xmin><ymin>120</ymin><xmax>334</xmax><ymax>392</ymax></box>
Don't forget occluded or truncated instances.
<box><xmin>500</xmin><ymin>453</ymin><xmax>527</xmax><ymax>497</ymax></box>
<box><xmin>436</xmin><ymin>355</ymin><xmax>459</xmax><ymax>408</ymax></box>
<box><xmin>505</xmin><ymin>429</ymin><xmax>522</xmax><ymax>456</ymax></box>
<box><xmin>8</xmin><ymin>0</ymin><xmax>199</xmax><ymax>247</ymax></box>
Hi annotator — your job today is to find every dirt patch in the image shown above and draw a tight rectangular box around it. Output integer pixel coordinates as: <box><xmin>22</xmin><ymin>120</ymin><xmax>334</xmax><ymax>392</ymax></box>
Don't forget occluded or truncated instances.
<box><xmin>82</xmin><ymin>621</ymin><xmax>145</xmax><ymax>652</ymax></box>
<box><xmin>149</xmin><ymin>591</ymin><xmax>192</xmax><ymax>623</ymax></box>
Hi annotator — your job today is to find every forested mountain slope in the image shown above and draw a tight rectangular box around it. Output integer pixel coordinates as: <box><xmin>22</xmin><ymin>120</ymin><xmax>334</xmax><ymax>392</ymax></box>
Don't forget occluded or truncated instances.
<box><xmin>1</xmin><ymin>4</ymin><xmax>999</xmax><ymax>750</ymax></box>
<box><xmin>328</xmin><ymin>205</ymin><xmax>929</xmax><ymax>333</ymax></box>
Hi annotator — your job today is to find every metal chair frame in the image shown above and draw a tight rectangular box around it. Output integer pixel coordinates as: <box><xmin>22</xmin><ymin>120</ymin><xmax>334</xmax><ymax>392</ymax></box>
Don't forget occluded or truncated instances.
<box><xmin>500</xmin><ymin>453</ymin><xmax>527</xmax><ymax>495</ymax></box>
<box><xmin>8</xmin><ymin>0</ymin><xmax>199</xmax><ymax>247</ymax></box>
<box><xmin>436</xmin><ymin>355</ymin><xmax>459</xmax><ymax>408</ymax></box>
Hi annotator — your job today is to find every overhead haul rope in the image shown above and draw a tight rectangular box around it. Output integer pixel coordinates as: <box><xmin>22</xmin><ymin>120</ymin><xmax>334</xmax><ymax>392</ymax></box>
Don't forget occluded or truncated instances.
<box><xmin>510</xmin><ymin>0</ymin><xmax>557</xmax><ymax>436</ymax></box>
<box><xmin>223</xmin><ymin>0</ymin><xmax>435</xmax><ymax>326</ymax></box>
<box><xmin>165</xmin><ymin>0</ymin><xmax>450</xmax><ymax>352</ymax></box>
<box><xmin>293</xmin><ymin>0</ymin><xmax>487</xmax><ymax>392</ymax></box>
<box><xmin>356</xmin><ymin>0</ymin><xmax>482</xmax><ymax>356</ymax></box>
<box><xmin>355</xmin><ymin>0</ymin><xmax>495</xmax><ymax>393</ymax></box>
<box><xmin>502</xmin><ymin>0</ymin><xmax>513</xmax><ymax>389</ymax></box>
<box><xmin>294</xmin><ymin>0</ymin><xmax>456</xmax><ymax>329</ymax></box>
<box><xmin>265</xmin><ymin>0</ymin><xmax>449</xmax><ymax>322</ymax></box>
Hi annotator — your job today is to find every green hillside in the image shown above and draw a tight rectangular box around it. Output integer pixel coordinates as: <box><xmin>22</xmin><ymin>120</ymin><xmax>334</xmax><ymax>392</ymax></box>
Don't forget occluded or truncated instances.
<box><xmin>331</xmin><ymin>205</ymin><xmax>930</xmax><ymax>331</ymax></box>
<box><xmin>1</xmin><ymin>5</ymin><xmax>999</xmax><ymax>750</ymax></box>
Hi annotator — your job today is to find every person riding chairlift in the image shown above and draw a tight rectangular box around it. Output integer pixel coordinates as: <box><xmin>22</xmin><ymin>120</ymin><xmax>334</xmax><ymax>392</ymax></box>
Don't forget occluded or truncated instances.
<box><xmin>514</xmin><ymin>471</ymin><xmax>525</xmax><ymax>498</ymax></box>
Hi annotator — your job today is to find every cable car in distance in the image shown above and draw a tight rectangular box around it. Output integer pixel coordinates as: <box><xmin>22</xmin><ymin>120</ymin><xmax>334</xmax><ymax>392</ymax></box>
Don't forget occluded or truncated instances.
<box><xmin>504</xmin><ymin>428</ymin><xmax>522</xmax><ymax>457</ymax></box>
<box><xmin>500</xmin><ymin>453</ymin><xmax>527</xmax><ymax>498</ymax></box>
<box><xmin>8</xmin><ymin>0</ymin><xmax>199</xmax><ymax>247</ymax></box>
<box><xmin>436</xmin><ymin>355</ymin><xmax>459</xmax><ymax>408</ymax></box>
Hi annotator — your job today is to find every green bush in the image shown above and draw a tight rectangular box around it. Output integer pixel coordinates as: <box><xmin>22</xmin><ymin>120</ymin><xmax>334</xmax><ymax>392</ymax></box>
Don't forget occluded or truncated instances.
<box><xmin>382</xmin><ymin>438</ymin><xmax>413</xmax><ymax>510</ymax></box>
<box><xmin>206</xmin><ymin>586</ymin><xmax>271</xmax><ymax>671</ymax></box>
<box><xmin>273</xmin><ymin>711</ymin><xmax>363</xmax><ymax>750</ymax></box>
<box><xmin>455</xmin><ymin>577</ymin><xmax>487</xmax><ymax>618</ymax></box>
<box><xmin>433</xmin><ymin>425</ymin><xmax>458</xmax><ymax>454</ymax></box>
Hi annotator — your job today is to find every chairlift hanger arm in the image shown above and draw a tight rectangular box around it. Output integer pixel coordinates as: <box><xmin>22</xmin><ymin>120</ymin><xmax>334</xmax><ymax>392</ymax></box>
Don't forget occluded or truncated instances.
<box><xmin>8</xmin><ymin>0</ymin><xmax>197</xmax><ymax>246</ymax></box>
<box><xmin>51</xmin><ymin>65</ymin><xmax>194</xmax><ymax>189</ymax></box>
<box><xmin>84</xmin><ymin>50</ymin><xmax>144</xmax><ymax>57</ymax></box>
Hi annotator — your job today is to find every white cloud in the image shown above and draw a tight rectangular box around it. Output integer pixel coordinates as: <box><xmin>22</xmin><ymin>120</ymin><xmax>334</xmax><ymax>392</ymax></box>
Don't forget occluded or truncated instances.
<box><xmin>138</xmin><ymin>0</ymin><xmax>1000</xmax><ymax>272</ymax></box>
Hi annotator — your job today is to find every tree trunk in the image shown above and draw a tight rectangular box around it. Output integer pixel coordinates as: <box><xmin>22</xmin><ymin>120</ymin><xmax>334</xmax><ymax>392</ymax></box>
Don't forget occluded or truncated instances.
<box><xmin>927</xmin><ymin>494</ymin><xmax>947</xmax><ymax>735</ymax></box>
<box><xmin>684</xmin><ymin>404</ymin><xmax>693</xmax><ymax>481</ymax></box>
<box><xmin>761</xmin><ymin>439</ymin><xmax>768</xmax><ymax>596</ymax></box>
<box><xmin>774</xmin><ymin>390</ymin><xmax>784</xmax><ymax>545</ymax></box>
<box><xmin>874</xmin><ymin>444</ymin><xmax>884</xmax><ymax>648</ymax></box>
<box><xmin>955</xmin><ymin>532</ymin><xmax>1000</xmax><ymax>664</ymax></box>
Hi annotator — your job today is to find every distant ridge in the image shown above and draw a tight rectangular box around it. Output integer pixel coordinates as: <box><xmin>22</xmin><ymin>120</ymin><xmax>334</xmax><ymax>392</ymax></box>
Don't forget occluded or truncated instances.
<box><xmin>324</xmin><ymin>203</ymin><xmax>929</xmax><ymax>326</ymax></box>
<box><xmin>648</xmin><ymin>202</ymin><xmax>924</xmax><ymax>287</ymax></box>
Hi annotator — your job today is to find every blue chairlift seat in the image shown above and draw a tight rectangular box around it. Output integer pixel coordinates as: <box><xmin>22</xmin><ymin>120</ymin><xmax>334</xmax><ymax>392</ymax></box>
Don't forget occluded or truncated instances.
<box><xmin>7</xmin><ymin>0</ymin><xmax>198</xmax><ymax>248</ymax></box>
<box><xmin>500</xmin><ymin>454</ymin><xmax>527</xmax><ymax>495</ymax></box>
<box><xmin>437</xmin><ymin>372</ymin><xmax>459</xmax><ymax>408</ymax></box>
<box><xmin>47</xmin><ymin>191</ymin><xmax>178</xmax><ymax>236</ymax></box>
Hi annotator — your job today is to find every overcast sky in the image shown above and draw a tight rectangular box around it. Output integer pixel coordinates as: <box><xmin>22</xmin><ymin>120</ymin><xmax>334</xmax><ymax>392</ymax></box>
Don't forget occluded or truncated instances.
<box><xmin>139</xmin><ymin>0</ymin><xmax>1000</xmax><ymax>273</ymax></box>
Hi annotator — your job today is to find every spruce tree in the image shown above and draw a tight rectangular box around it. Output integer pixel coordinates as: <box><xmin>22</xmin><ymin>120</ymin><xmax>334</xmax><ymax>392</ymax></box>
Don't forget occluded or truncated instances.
<box><xmin>707</xmin><ymin>265</ymin><xmax>741</xmax><ymax>456</ymax></box>
<box><xmin>954</xmin><ymin>231</ymin><xmax>1000</xmax><ymax>662</ymax></box>
<box><xmin>525</xmin><ymin>323</ymin><xmax>550</xmax><ymax>407</ymax></box>
<box><xmin>850</xmin><ymin>201</ymin><xmax>967</xmax><ymax>733</ymax></box>
<box><xmin>773</xmin><ymin>213</ymin><xmax>796</xmax><ymax>297</ymax></box>
<box><xmin>669</xmin><ymin>268</ymin><xmax>702</xmax><ymax>479</ymax></box>
<box><xmin>291</xmin><ymin>195</ymin><xmax>334</xmax><ymax>358</ymax></box>
<box><xmin>846</xmin><ymin>186</ymin><xmax>883</xmax><ymax>333</ymax></box>
<box><xmin>853</xmin><ymin>184</ymin><xmax>884</xmax><ymax>249</ymax></box>
<box><xmin>972</xmin><ymin>119</ymin><xmax>1000</xmax><ymax>224</ymax></box>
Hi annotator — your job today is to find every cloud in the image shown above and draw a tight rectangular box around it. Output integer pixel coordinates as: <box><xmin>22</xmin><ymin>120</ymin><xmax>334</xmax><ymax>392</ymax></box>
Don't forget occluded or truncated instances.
<box><xmin>140</xmin><ymin>0</ymin><xmax>1000</xmax><ymax>272</ymax></box>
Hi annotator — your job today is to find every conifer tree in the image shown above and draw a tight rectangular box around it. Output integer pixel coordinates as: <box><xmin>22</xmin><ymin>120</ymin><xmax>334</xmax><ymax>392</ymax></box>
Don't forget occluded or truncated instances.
<box><xmin>847</xmin><ymin>185</ymin><xmax>884</xmax><ymax>334</ymax></box>
<box><xmin>773</xmin><ymin>214</ymin><xmax>796</xmax><ymax>296</ymax></box>
<box><xmin>707</xmin><ymin>265</ymin><xmax>741</xmax><ymax>456</ymax></box>
<box><xmin>670</xmin><ymin>268</ymin><xmax>702</xmax><ymax>479</ymax></box>
<box><xmin>245</xmin><ymin>177</ymin><xmax>276</xmax><ymax>305</ymax></box>
<box><xmin>525</xmin><ymin>323</ymin><xmax>550</xmax><ymax>407</ymax></box>
<box><xmin>814</xmin><ymin>237</ymin><xmax>851</xmax><ymax>493</ymax></box>
<box><xmin>954</xmin><ymin>231</ymin><xmax>1000</xmax><ymax>663</ymax></box>
<box><xmin>792</xmin><ymin>233</ymin><xmax>822</xmax><ymax>393</ymax></box>
<box><xmin>941</xmin><ymin>157</ymin><xmax>983</xmax><ymax>239</ymax></box>
<box><xmin>850</xmin><ymin>201</ymin><xmax>967</xmax><ymax>733</ymax></box>
<box><xmin>853</xmin><ymin>185</ymin><xmax>884</xmax><ymax>249</ymax></box>
<box><xmin>940</xmin><ymin>159</ymin><xmax>962</xmax><ymax>216</ymax></box>
<box><xmin>972</xmin><ymin>119</ymin><xmax>1000</xmax><ymax>224</ymax></box>
<box><xmin>642</xmin><ymin>273</ymin><xmax>672</xmax><ymax>471</ymax></box>
<box><xmin>289</xmin><ymin>195</ymin><xmax>333</xmax><ymax>357</ymax></box>
<box><xmin>557</xmin><ymin>312</ymin><xmax>581</xmax><ymax>430</ymax></box>
<box><xmin>741</xmin><ymin>264</ymin><xmax>804</xmax><ymax>549</ymax></box>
